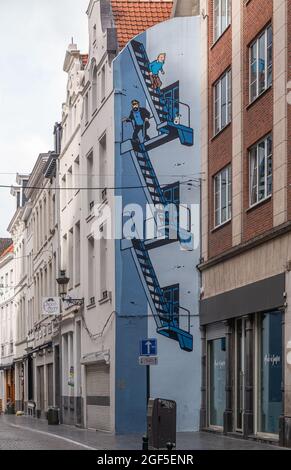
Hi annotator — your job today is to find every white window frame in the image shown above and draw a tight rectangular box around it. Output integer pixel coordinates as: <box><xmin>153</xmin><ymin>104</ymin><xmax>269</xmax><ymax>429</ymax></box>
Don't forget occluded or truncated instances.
<box><xmin>214</xmin><ymin>69</ymin><xmax>232</xmax><ymax>135</ymax></box>
<box><xmin>214</xmin><ymin>165</ymin><xmax>232</xmax><ymax>228</ymax></box>
<box><xmin>249</xmin><ymin>24</ymin><xmax>272</xmax><ymax>103</ymax></box>
<box><xmin>249</xmin><ymin>135</ymin><xmax>272</xmax><ymax>207</ymax></box>
<box><xmin>214</xmin><ymin>0</ymin><xmax>231</xmax><ymax>42</ymax></box>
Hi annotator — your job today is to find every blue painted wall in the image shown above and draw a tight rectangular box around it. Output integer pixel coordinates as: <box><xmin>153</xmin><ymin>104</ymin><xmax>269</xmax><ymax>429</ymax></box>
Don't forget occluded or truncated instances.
<box><xmin>114</xmin><ymin>17</ymin><xmax>201</xmax><ymax>434</ymax></box>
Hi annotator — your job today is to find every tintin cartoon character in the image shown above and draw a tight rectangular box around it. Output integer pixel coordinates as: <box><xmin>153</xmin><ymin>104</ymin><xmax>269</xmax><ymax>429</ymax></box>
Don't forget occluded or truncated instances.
<box><xmin>149</xmin><ymin>53</ymin><xmax>166</xmax><ymax>92</ymax></box>
<box><xmin>124</xmin><ymin>99</ymin><xmax>151</xmax><ymax>142</ymax></box>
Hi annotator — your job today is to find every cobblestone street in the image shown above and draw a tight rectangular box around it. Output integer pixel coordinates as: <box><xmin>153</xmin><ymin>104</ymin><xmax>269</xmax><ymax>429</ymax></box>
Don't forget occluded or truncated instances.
<box><xmin>0</xmin><ymin>415</ymin><xmax>285</xmax><ymax>450</ymax></box>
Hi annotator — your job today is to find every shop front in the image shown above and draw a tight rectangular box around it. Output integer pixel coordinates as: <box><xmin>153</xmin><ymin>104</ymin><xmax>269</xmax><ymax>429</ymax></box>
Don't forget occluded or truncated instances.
<box><xmin>200</xmin><ymin>273</ymin><xmax>287</xmax><ymax>445</ymax></box>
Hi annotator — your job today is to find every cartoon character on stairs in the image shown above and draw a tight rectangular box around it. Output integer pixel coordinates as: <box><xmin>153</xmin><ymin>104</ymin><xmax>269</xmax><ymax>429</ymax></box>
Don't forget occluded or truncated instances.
<box><xmin>149</xmin><ymin>53</ymin><xmax>166</xmax><ymax>92</ymax></box>
<box><xmin>124</xmin><ymin>99</ymin><xmax>151</xmax><ymax>143</ymax></box>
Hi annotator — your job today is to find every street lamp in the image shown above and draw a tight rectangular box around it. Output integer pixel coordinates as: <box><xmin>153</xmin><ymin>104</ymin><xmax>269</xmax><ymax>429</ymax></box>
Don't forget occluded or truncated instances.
<box><xmin>56</xmin><ymin>270</ymin><xmax>84</xmax><ymax>306</ymax></box>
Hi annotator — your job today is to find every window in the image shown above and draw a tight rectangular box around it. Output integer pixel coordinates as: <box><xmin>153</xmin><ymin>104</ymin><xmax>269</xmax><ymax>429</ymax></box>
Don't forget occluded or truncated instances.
<box><xmin>214</xmin><ymin>69</ymin><xmax>232</xmax><ymax>135</ymax></box>
<box><xmin>68</xmin><ymin>228</ymin><xmax>74</xmax><ymax>290</ymax></box>
<box><xmin>249</xmin><ymin>135</ymin><xmax>272</xmax><ymax>206</ymax></box>
<box><xmin>75</xmin><ymin>222</ymin><xmax>81</xmax><ymax>286</ymax></box>
<box><xmin>162</xmin><ymin>284</ymin><xmax>179</xmax><ymax>326</ymax></box>
<box><xmin>101</xmin><ymin>65</ymin><xmax>106</xmax><ymax>102</ymax></box>
<box><xmin>208</xmin><ymin>338</ymin><xmax>226</xmax><ymax>427</ymax></box>
<box><xmin>67</xmin><ymin>166</ymin><xmax>73</xmax><ymax>202</ymax></box>
<box><xmin>99</xmin><ymin>134</ymin><xmax>107</xmax><ymax>202</ymax></box>
<box><xmin>249</xmin><ymin>25</ymin><xmax>272</xmax><ymax>102</ymax></box>
<box><xmin>88</xmin><ymin>236</ymin><xmax>95</xmax><ymax>301</ymax></box>
<box><xmin>87</xmin><ymin>151</ymin><xmax>94</xmax><ymax>211</ymax></box>
<box><xmin>74</xmin><ymin>156</ymin><xmax>80</xmax><ymax>194</ymax></box>
<box><xmin>214</xmin><ymin>0</ymin><xmax>231</xmax><ymax>42</ymax></box>
<box><xmin>214</xmin><ymin>165</ymin><xmax>232</xmax><ymax>227</ymax></box>
<box><xmin>163</xmin><ymin>182</ymin><xmax>180</xmax><ymax>238</ymax></box>
<box><xmin>85</xmin><ymin>92</ymin><xmax>89</xmax><ymax>123</ymax></box>
<box><xmin>92</xmin><ymin>64</ymin><xmax>97</xmax><ymax>112</ymax></box>
<box><xmin>258</xmin><ymin>311</ymin><xmax>283</xmax><ymax>435</ymax></box>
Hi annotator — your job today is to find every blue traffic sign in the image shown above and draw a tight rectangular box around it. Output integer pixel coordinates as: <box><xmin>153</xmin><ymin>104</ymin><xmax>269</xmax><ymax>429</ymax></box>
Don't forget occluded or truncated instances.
<box><xmin>140</xmin><ymin>338</ymin><xmax>157</xmax><ymax>356</ymax></box>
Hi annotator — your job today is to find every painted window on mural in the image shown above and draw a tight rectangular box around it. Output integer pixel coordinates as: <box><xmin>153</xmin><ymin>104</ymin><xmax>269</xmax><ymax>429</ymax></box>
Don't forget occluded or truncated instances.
<box><xmin>163</xmin><ymin>182</ymin><xmax>180</xmax><ymax>238</ymax></box>
<box><xmin>214</xmin><ymin>0</ymin><xmax>231</xmax><ymax>42</ymax></box>
<box><xmin>162</xmin><ymin>284</ymin><xmax>179</xmax><ymax>327</ymax></box>
<box><xmin>214</xmin><ymin>69</ymin><xmax>232</xmax><ymax>135</ymax></box>
<box><xmin>249</xmin><ymin>134</ymin><xmax>272</xmax><ymax>207</ymax></box>
<box><xmin>249</xmin><ymin>25</ymin><xmax>272</xmax><ymax>103</ymax></box>
<box><xmin>214</xmin><ymin>165</ymin><xmax>232</xmax><ymax>228</ymax></box>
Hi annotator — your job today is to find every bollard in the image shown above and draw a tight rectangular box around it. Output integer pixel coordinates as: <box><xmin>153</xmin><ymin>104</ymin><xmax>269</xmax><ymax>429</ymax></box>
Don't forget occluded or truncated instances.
<box><xmin>166</xmin><ymin>441</ymin><xmax>175</xmax><ymax>451</ymax></box>
<box><xmin>142</xmin><ymin>434</ymin><xmax>149</xmax><ymax>451</ymax></box>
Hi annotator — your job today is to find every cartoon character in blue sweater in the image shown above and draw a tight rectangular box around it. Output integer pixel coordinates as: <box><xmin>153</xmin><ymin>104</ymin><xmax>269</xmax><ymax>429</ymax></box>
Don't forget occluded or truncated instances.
<box><xmin>149</xmin><ymin>53</ymin><xmax>166</xmax><ymax>92</ymax></box>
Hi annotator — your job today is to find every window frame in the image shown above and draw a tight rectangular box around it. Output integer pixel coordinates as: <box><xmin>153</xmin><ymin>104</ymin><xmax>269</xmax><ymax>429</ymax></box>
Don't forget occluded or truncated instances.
<box><xmin>249</xmin><ymin>134</ymin><xmax>272</xmax><ymax>207</ymax></box>
<box><xmin>249</xmin><ymin>24</ymin><xmax>273</xmax><ymax>103</ymax></box>
<box><xmin>213</xmin><ymin>69</ymin><xmax>232</xmax><ymax>135</ymax></box>
<box><xmin>214</xmin><ymin>164</ymin><xmax>232</xmax><ymax>228</ymax></box>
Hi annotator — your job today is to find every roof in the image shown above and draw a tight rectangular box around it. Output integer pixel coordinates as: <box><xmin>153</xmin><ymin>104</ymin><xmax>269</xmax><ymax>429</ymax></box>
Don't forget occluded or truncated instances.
<box><xmin>81</xmin><ymin>54</ymin><xmax>89</xmax><ymax>67</ymax></box>
<box><xmin>0</xmin><ymin>243</ymin><xmax>13</xmax><ymax>259</ymax></box>
<box><xmin>0</xmin><ymin>239</ymin><xmax>13</xmax><ymax>257</ymax></box>
<box><xmin>111</xmin><ymin>0</ymin><xmax>173</xmax><ymax>49</ymax></box>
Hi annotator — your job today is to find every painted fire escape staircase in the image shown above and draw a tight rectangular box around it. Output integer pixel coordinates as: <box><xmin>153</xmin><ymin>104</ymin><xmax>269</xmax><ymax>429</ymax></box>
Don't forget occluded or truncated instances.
<box><xmin>120</xmin><ymin>39</ymin><xmax>194</xmax><ymax>351</ymax></box>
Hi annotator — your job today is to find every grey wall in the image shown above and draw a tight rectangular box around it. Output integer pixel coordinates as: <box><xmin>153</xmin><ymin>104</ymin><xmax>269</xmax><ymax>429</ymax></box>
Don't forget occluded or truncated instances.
<box><xmin>172</xmin><ymin>0</ymin><xmax>200</xmax><ymax>17</ymax></box>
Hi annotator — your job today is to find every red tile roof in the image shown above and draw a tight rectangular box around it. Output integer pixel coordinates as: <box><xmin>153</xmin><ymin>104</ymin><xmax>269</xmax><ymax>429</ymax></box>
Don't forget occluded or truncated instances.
<box><xmin>111</xmin><ymin>0</ymin><xmax>173</xmax><ymax>49</ymax></box>
<box><xmin>80</xmin><ymin>54</ymin><xmax>89</xmax><ymax>67</ymax></box>
<box><xmin>0</xmin><ymin>239</ymin><xmax>13</xmax><ymax>258</ymax></box>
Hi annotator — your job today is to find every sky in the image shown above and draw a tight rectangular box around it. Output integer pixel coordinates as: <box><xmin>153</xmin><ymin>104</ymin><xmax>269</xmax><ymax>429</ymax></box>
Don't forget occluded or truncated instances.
<box><xmin>0</xmin><ymin>0</ymin><xmax>88</xmax><ymax>236</ymax></box>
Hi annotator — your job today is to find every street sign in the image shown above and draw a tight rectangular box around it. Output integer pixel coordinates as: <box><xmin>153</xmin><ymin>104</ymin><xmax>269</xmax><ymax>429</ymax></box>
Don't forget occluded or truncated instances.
<box><xmin>139</xmin><ymin>356</ymin><xmax>158</xmax><ymax>366</ymax></box>
<box><xmin>140</xmin><ymin>338</ymin><xmax>157</xmax><ymax>356</ymax></box>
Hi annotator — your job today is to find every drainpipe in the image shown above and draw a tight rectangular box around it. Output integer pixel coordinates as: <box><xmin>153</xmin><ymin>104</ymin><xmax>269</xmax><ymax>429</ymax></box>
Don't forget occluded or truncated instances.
<box><xmin>54</xmin><ymin>123</ymin><xmax>63</xmax><ymax>424</ymax></box>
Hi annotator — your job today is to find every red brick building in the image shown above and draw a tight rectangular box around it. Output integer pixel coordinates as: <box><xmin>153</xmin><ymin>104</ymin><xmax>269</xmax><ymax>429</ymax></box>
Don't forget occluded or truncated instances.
<box><xmin>199</xmin><ymin>0</ymin><xmax>291</xmax><ymax>447</ymax></box>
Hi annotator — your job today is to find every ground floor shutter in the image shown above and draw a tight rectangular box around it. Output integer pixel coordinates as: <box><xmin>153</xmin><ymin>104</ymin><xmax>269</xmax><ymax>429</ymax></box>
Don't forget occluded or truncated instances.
<box><xmin>47</xmin><ymin>364</ymin><xmax>53</xmax><ymax>407</ymax></box>
<box><xmin>86</xmin><ymin>363</ymin><xmax>110</xmax><ymax>431</ymax></box>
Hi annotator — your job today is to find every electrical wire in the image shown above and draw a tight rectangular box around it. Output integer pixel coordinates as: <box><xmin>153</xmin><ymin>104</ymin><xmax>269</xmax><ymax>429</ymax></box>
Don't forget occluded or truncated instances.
<box><xmin>0</xmin><ymin>179</ymin><xmax>202</xmax><ymax>192</ymax></box>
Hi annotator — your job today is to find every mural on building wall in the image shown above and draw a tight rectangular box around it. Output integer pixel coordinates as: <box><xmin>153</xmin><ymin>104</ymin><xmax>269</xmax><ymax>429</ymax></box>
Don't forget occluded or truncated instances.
<box><xmin>116</xmin><ymin>32</ymin><xmax>196</xmax><ymax>353</ymax></box>
<box><xmin>114</xmin><ymin>15</ymin><xmax>201</xmax><ymax>433</ymax></box>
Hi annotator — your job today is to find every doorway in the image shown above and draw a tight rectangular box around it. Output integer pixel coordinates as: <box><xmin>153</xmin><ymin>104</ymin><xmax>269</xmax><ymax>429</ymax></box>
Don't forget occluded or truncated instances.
<box><xmin>235</xmin><ymin>318</ymin><xmax>246</xmax><ymax>432</ymax></box>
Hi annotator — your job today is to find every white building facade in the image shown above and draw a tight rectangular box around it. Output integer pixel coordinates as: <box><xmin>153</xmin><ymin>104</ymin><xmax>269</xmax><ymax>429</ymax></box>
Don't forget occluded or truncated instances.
<box><xmin>0</xmin><ymin>241</ymin><xmax>15</xmax><ymax>413</ymax></box>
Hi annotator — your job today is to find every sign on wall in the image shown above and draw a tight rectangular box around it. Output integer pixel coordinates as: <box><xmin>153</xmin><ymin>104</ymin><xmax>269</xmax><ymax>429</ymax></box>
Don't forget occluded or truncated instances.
<box><xmin>42</xmin><ymin>297</ymin><xmax>60</xmax><ymax>316</ymax></box>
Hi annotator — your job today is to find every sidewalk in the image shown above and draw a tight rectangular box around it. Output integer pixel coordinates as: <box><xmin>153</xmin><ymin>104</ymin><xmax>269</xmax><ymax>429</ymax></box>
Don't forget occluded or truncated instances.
<box><xmin>0</xmin><ymin>414</ymin><xmax>284</xmax><ymax>450</ymax></box>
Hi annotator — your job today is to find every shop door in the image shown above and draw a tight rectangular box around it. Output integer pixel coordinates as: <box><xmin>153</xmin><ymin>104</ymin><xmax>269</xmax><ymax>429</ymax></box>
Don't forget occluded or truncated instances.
<box><xmin>37</xmin><ymin>366</ymin><xmax>45</xmax><ymax>411</ymax></box>
<box><xmin>47</xmin><ymin>364</ymin><xmax>53</xmax><ymax>407</ymax></box>
<box><xmin>235</xmin><ymin>318</ymin><xmax>245</xmax><ymax>432</ymax></box>
<box><xmin>86</xmin><ymin>363</ymin><xmax>110</xmax><ymax>431</ymax></box>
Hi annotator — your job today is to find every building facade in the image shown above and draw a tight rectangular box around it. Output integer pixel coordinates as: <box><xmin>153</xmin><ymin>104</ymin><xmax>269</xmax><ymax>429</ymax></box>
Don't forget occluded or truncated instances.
<box><xmin>199</xmin><ymin>0</ymin><xmax>291</xmax><ymax>447</ymax></box>
<box><xmin>0</xmin><ymin>241</ymin><xmax>15</xmax><ymax>414</ymax></box>
<box><xmin>8</xmin><ymin>175</ymin><xmax>29</xmax><ymax>414</ymax></box>
<box><xmin>58</xmin><ymin>42</ymin><xmax>87</xmax><ymax>426</ymax></box>
<box><xmin>76</xmin><ymin>0</ymin><xmax>174</xmax><ymax>432</ymax></box>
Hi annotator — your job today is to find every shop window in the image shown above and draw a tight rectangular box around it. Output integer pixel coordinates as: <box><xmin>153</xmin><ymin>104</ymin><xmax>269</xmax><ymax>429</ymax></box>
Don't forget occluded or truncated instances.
<box><xmin>208</xmin><ymin>337</ymin><xmax>226</xmax><ymax>427</ymax></box>
<box><xmin>258</xmin><ymin>311</ymin><xmax>283</xmax><ymax>435</ymax></box>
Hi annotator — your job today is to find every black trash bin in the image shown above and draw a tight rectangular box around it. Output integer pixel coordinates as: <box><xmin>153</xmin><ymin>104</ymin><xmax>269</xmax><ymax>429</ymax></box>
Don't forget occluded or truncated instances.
<box><xmin>47</xmin><ymin>407</ymin><xmax>60</xmax><ymax>425</ymax></box>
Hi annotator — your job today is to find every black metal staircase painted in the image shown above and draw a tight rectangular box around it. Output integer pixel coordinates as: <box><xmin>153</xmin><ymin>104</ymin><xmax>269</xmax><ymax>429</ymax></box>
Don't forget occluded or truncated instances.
<box><xmin>132</xmin><ymin>239</ymin><xmax>193</xmax><ymax>352</ymax></box>
<box><xmin>129</xmin><ymin>40</ymin><xmax>168</xmax><ymax>124</ymax></box>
